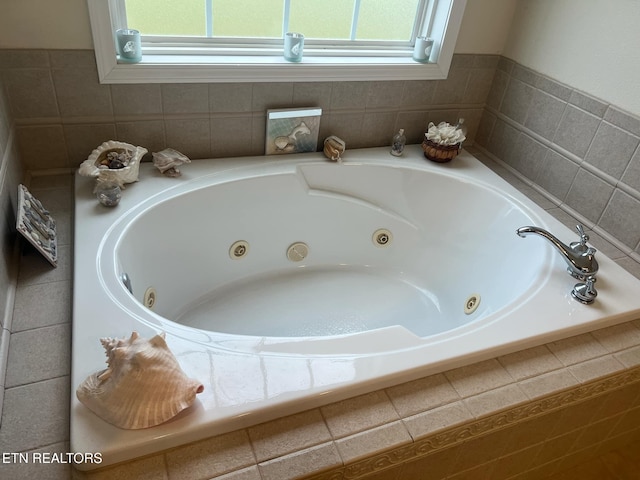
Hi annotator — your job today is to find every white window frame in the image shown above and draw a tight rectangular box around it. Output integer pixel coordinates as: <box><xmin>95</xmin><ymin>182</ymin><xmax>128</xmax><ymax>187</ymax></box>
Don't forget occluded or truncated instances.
<box><xmin>87</xmin><ymin>0</ymin><xmax>467</xmax><ymax>84</ymax></box>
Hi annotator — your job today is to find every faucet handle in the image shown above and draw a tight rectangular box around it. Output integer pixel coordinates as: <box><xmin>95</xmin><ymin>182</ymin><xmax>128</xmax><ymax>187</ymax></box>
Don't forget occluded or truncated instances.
<box><xmin>576</xmin><ymin>224</ymin><xmax>589</xmax><ymax>244</ymax></box>
<box><xmin>570</xmin><ymin>224</ymin><xmax>592</xmax><ymax>253</ymax></box>
<box><xmin>572</xmin><ymin>275</ymin><xmax>598</xmax><ymax>304</ymax></box>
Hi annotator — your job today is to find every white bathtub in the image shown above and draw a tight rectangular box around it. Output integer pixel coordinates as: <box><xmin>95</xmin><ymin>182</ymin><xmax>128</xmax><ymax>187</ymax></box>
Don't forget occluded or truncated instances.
<box><xmin>72</xmin><ymin>145</ymin><xmax>640</xmax><ymax>469</ymax></box>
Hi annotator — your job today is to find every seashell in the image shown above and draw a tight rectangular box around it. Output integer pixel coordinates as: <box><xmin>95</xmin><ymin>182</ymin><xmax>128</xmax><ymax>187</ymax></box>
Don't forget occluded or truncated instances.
<box><xmin>152</xmin><ymin>148</ymin><xmax>191</xmax><ymax>177</ymax></box>
<box><xmin>76</xmin><ymin>331</ymin><xmax>204</xmax><ymax>429</ymax></box>
<box><xmin>79</xmin><ymin>140</ymin><xmax>147</xmax><ymax>187</ymax></box>
<box><xmin>323</xmin><ymin>135</ymin><xmax>346</xmax><ymax>162</ymax></box>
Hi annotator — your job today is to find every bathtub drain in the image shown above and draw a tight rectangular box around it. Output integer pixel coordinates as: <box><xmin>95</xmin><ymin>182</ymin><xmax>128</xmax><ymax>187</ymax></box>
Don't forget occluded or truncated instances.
<box><xmin>464</xmin><ymin>294</ymin><xmax>481</xmax><ymax>315</ymax></box>
<box><xmin>287</xmin><ymin>242</ymin><xmax>309</xmax><ymax>262</ymax></box>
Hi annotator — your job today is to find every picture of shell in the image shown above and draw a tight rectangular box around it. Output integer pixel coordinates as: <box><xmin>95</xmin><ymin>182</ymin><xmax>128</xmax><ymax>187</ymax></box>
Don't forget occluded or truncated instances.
<box><xmin>265</xmin><ymin>107</ymin><xmax>322</xmax><ymax>155</ymax></box>
<box><xmin>79</xmin><ymin>140</ymin><xmax>148</xmax><ymax>187</ymax></box>
<box><xmin>76</xmin><ymin>331</ymin><xmax>204</xmax><ymax>429</ymax></box>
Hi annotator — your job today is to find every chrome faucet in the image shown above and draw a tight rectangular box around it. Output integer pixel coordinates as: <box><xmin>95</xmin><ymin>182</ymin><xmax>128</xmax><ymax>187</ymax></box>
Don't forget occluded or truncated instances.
<box><xmin>516</xmin><ymin>224</ymin><xmax>598</xmax><ymax>304</ymax></box>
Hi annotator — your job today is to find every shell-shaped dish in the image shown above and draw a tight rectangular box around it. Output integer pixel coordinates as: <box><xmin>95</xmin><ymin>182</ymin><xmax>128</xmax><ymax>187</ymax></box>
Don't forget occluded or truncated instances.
<box><xmin>76</xmin><ymin>331</ymin><xmax>204</xmax><ymax>429</ymax></box>
<box><xmin>152</xmin><ymin>148</ymin><xmax>191</xmax><ymax>177</ymax></box>
<box><xmin>79</xmin><ymin>140</ymin><xmax>147</xmax><ymax>186</ymax></box>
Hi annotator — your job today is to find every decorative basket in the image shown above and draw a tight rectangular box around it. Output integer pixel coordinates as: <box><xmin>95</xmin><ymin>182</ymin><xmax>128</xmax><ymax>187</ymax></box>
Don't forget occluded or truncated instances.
<box><xmin>421</xmin><ymin>139</ymin><xmax>461</xmax><ymax>163</ymax></box>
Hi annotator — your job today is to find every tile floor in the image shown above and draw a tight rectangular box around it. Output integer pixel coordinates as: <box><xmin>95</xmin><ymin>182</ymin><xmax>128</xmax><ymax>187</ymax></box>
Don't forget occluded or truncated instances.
<box><xmin>1</xmin><ymin>156</ymin><xmax>640</xmax><ymax>479</ymax></box>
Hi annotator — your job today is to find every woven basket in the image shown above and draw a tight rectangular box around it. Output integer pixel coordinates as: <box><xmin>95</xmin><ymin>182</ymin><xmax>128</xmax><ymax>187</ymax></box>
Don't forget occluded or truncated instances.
<box><xmin>421</xmin><ymin>139</ymin><xmax>461</xmax><ymax>163</ymax></box>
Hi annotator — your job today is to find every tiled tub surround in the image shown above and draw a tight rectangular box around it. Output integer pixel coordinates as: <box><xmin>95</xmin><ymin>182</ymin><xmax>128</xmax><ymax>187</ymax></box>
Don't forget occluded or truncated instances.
<box><xmin>0</xmin><ymin>49</ymin><xmax>497</xmax><ymax>172</ymax></box>
<box><xmin>0</xmin><ymin>48</ymin><xmax>640</xmax><ymax>478</ymax></box>
<box><xmin>477</xmin><ymin>57</ymin><xmax>640</xmax><ymax>258</ymax></box>
<box><xmin>0</xmin><ymin>162</ymin><xmax>637</xmax><ymax>480</ymax></box>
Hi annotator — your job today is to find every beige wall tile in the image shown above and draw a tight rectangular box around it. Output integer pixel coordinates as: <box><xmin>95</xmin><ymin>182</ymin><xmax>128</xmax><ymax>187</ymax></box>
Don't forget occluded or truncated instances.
<box><xmin>292</xmin><ymin>82</ymin><xmax>333</xmax><ymax>111</ymax></box>
<box><xmin>593</xmin><ymin>383</ymin><xmax>640</xmax><ymax>421</ymax></box>
<box><xmin>251</xmin><ymin>83</ymin><xmax>294</xmax><ymax>112</ymax></box>
<box><xmin>502</xmin><ymin>409</ymin><xmax>564</xmax><ymax>452</ymax></box>
<box><xmin>16</xmin><ymin>125</ymin><xmax>69</xmax><ymax>169</ymax></box>
<box><xmin>533</xmin><ymin>430</ymin><xmax>581</xmax><ymax>466</ymax></box>
<box><xmin>0</xmin><ymin>376</ymin><xmax>70</xmax><ymax>452</ymax></box>
<box><xmin>111</xmin><ymin>84</ymin><xmax>162</xmax><ymax>116</ymax></box>
<box><xmin>445</xmin><ymin>359</ymin><xmax>514</xmax><ymax>398</ymax></box>
<box><xmin>115</xmin><ymin>120</ymin><xmax>165</xmax><ymax>157</ymax></box>
<box><xmin>162</xmin><ymin>84</ymin><xmax>209</xmax><ymax>114</ymax></box>
<box><xmin>63</xmin><ymin>123</ymin><xmax>117</xmax><ymax>167</ymax></box>
<box><xmin>164</xmin><ymin>117</ymin><xmax>211</xmax><ymax>160</ymax></box>
<box><xmin>211</xmin><ymin>115</ymin><xmax>258</xmax><ymax>158</ymax></box>
<box><xmin>356</xmin><ymin>463</ymin><xmax>403</xmax><ymax>480</ymax></box>
<box><xmin>74</xmin><ymin>454</ymin><xmax>167</xmax><ymax>480</ymax></box>
<box><xmin>18</xmin><ymin>243</ymin><xmax>71</xmax><ymax>286</ymax></box>
<box><xmin>322</xmin><ymin>112</ymin><xmax>365</xmax><ymax>148</ymax></box>
<box><xmin>3</xmin><ymin>68</ymin><xmax>59</xmax><ymax>119</ymax></box>
<box><xmin>5</xmin><ymin>323</ymin><xmax>70</xmax><ymax>387</ymax></box>
<box><xmin>547</xmin><ymin>333</ymin><xmax>609</xmax><ymax>366</ymax></box>
<box><xmin>568</xmin><ymin>355</ymin><xmax>625</xmax><ymax>383</ymax></box>
<box><xmin>0</xmin><ymin>442</ymin><xmax>72</xmax><ymax>480</ymax></box>
<box><xmin>11</xmin><ymin>280</ymin><xmax>71</xmax><ymax>332</ymax></box>
<box><xmin>321</xmin><ymin>391</ymin><xmax>399</xmax><ymax>439</ymax></box>
<box><xmin>452</xmin><ymin>427</ymin><xmax>514</xmax><ymax>473</ymax></box>
<box><xmin>572</xmin><ymin>417</ymin><xmax>618</xmax><ymax>452</ymax></box>
<box><xmin>498</xmin><ymin>345</ymin><xmax>563</xmax><ymax>381</ymax></box>
<box><xmin>361</xmin><ymin>112</ymin><xmax>397</xmax><ymax>148</ymax></box>
<box><xmin>491</xmin><ymin>443</ymin><xmax>543</xmax><ymax>480</ymax></box>
<box><xmin>447</xmin><ymin>461</ymin><xmax>495</xmax><ymax>480</ymax></box>
<box><xmin>215</xmin><ymin>466</ymin><xmax>262</xmax><ymax>480</ymax></box>
<box><xmin>518</xmin><ymin>368</ymin><xmax>579</xmax><ymax>400</ymax></box>
<box><xmin>549</xmin><ymin>396</ymin><xmax>605</xmax><ymax>438</ymax></box>
<box><xmin>248</xmin><ymin>409</ymin><xmax>332</xmax><ymax>463</ymax></box>
<box><xmin>258</xmin><ymin>442</ymin><xmax>341</xmax><ymax>480</ymax></box>
<box><xmin>209</xmin><ymin>84</ymin><xmax>253</xmax><ymax>113</ymax></box>
<box><xmin>334</xmin><ymin>421</ymin><xmax>412</xmax><ymax>464</ymax></box>
<box><xmin>52</xmin><ymin>68</ymin><xmax>112</xmax><ymax>118</ymax></box>
<box><xmin>403</xmin><ymin>401</ymin><xmax>472</xmax><ymax>440</ymax></box>
<box><xmin>385</xmin><ymin>373</ymin><xmax>459</xmax><ymax>418</ymax></box>
<box><xmin>399</xmin><ymin>444</ymin><xmax>461</xmax><ymax>480</ymax></box>
<box><xmin>165</xmin><ymin>430</ymin><xmax>255</xmax><ymax>480</ymax></box>
<box><xmin>463</xmin><ymin>384</ymin><xmax>528</xmax><ymax>418</ymax></box>
<box><xmin>591</xmin><ymin>323</ymin><xmax>640</xmax><ymax>353</ymax></box>
<box><xmin>615</xmin><ymin>345</ymin><xmax>640</xmax><ymax>368</ymax></box>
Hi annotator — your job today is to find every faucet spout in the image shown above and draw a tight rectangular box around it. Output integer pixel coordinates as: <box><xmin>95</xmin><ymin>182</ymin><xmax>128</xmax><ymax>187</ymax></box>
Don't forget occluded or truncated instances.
<box><xmin>516</xmin><ymin>225</ymin><xmax>598</xmax><ymax>280</ymax></box>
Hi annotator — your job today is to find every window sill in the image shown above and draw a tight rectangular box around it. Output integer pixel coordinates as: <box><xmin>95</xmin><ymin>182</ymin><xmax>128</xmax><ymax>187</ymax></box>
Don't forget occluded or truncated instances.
<box><xmin>98</xmin><ymin>54</ymin><xmax>452</xmax><ymax>84</ymax></box>
<box><xmin>87</xmin><ymin>0</ymin><xmax>466</xmax><ymax>84</ymax></box>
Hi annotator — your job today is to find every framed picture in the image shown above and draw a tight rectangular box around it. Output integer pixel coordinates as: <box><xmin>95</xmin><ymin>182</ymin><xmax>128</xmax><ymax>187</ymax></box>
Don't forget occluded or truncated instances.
<box><xmin>16</xmin><ymin>184</ymin><xmax>58</xmax><ymax>267</ymax></box>
<box><xmin>265</xmin><ymin>107</ymin><xmax>322</xmax><ymax>155</ymax></box>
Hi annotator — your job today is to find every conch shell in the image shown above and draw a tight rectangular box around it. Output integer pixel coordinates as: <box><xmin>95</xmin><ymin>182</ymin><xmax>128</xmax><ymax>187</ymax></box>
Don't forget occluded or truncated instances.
<box><xmin>76</xmin><ymin>332</ymin><xmax>204</xmax><ymax>429</ymax></box>
<box><xmin>79</xmin><ymin>140</ymin><xmax>147</xmax><ymax>187</ymax></box>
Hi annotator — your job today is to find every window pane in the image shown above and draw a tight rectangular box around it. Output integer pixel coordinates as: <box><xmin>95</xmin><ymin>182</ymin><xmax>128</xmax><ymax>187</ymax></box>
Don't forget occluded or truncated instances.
<box><xmin>356</xmin><ymin>0</ymin><xmax>420</xmax><ymax>41</ymax></box>
<box><xmin>213</xmin><ymin>0</ymin><xmax>283</xmax><ymax>38</ymax></box>
<box><xmin>125</xmin><ymin>0</ymin><xmax>206</xmax><ymax>36</ymax></box>
<box><xmin>289</xmin><ymin>0</ymin><xmax>355</xmax><ymax>40</ymax></box>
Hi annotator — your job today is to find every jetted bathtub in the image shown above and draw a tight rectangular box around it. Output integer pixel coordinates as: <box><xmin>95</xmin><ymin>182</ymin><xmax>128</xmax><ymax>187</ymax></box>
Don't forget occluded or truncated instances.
<box><xmin>72</xmin><ymin>145</ymin><xmax>640</xmax><ymax>469</ymax></box>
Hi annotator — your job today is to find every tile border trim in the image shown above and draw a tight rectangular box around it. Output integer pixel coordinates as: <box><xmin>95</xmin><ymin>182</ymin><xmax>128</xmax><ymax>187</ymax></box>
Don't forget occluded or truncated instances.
<box><xmin>306</xmin><ymin>366</ymin><xmax>640</xmax><ymax>480</ymax></box>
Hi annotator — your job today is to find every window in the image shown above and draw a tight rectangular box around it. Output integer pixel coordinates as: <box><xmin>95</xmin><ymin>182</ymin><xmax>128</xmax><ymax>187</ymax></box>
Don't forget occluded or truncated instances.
<box><xmin>87</xmin><ymin>0</ymin><xmax>466</xmax><ymax>84</ymax></box>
